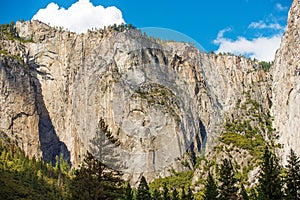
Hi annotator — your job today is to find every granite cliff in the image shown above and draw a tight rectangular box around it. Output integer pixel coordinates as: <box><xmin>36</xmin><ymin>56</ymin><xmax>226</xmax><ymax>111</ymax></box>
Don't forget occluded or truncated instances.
<box><xmin>0</xmin><ymin>0</ymin><xmax>299</xmax><ymax>183</ymax></box>
<box><xmin>272</xmin><ymin>0</ymin><xmax>300</xmax><ymax>161</ymax></box>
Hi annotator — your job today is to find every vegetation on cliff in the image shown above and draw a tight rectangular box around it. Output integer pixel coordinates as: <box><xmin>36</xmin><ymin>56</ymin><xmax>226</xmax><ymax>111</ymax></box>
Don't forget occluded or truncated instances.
<box><xmin>3</xmin><ymin>130</ymin><xmax>298</xmax><ymax>200</ymax></box>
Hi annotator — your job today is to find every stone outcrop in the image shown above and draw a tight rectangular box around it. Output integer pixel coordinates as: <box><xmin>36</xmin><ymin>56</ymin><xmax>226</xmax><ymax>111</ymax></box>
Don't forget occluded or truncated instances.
<box><xmin>271</xmin><ymin>0</ymin><xmax>300</xmax><ymax>160</ymax></box>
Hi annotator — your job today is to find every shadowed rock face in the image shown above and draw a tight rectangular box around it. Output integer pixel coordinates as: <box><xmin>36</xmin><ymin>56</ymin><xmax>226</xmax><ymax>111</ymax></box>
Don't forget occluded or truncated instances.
<box><xmin>4</xmin><ymin>13</ymin><xmax>296</xmax><ymax>182</ymax></box>
<box><xmin>0</xmin><ymin>53</ymin><xmax>70</xmax><ymax>164</ymax></box>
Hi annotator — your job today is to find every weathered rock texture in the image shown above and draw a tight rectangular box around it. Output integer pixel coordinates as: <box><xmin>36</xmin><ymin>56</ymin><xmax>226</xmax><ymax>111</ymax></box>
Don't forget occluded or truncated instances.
<box><xmin>272</xmin><ymin>0</ymin><xmax>300</xmax><ymax>160</ymax></box>
<box><xmin>0</xmin><ymin>0</ymin><xmax>298</xmax><ymax>182</ymax></box>
<box><xmin>0</xmin><ymin>22</ymin><xmax>271</xmax><ymax>183</ymax></box>
<box><xmin>0</xmin><ymin>37</ymin><xmax>70</xmax><ymax>164</ymax></box>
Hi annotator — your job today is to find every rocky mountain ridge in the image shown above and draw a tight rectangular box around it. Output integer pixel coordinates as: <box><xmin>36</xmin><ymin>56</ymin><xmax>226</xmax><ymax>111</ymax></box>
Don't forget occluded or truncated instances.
<box><xmin>0</xmin><ymin>0</ymin><xmax>299</xmax><ymax>183</ymax></box>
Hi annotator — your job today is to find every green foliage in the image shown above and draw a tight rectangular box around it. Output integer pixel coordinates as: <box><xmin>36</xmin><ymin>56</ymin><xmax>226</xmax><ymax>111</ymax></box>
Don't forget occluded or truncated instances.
<box><xmin>186</xmin><ymin>187</ymin><xmax>194</xmax><ymax>200</ymax></box>
<box><xmin>259</xmin><ymin>61</ymin><xmax>273</xmax><ymax>72</ymax></box>
<box><xmin>124</xmin><ymin>182</ymin><xmax>134</xmax><ymax>200</ymax></box>
<box><xmin>0</xmin><ymin>138</ymin><xmax>126</xmax><ymax>200</ymax></box>
<box><xmin>219</xmin><ymin>96</ymin><xmax>274</xmax><ymax>163</ymax></box>
<box><xmin>284</xmin><ymin>149</ymin><xmax>300</xmax><ymax>200</ymax></box>
<box><xmin>152</xmin><ymin>188</ymin><xmax>162</xmax><ymax>200</ymax></box>
<box><xmin>54</xmin><ymin>153</ymin><xmax>70</xmax><ymax>175</ymax></box>
<box><xmin>69</xmin><ymin>151</ymin><xmax>125</xmax><ymax>199</ymax></box>
<box><xmin>163</xmin><ymin>182</ymin><xmax>171</xmax><ymax>200</ymax></box>
<box><xmin>219</xmin><ymin>132</ymin><xmax>266</xmax><ymax>158</ymax></box>
<box><xmin>203</xmin><ymin>172</ymin><xmax>218</xmax><ymax>200</ymax></box>
<box><xmin>180</xmin><ymin>186</ymin><xmax>187</xmax><ymax>199</ymax></box>
<box><xmin>107</xmin><ymin>23</ymin><xmax>136</xmax><ymax>32</ymax></box>
<box><xmin>0</xmin><ymin>49</ymin><xmax>9</xmax><ymax>55</ymax></box>
<box><xmin>0</xmin><ymin>138</ymin><xmax>69</xmax><ymax>199</ymax></box>
<box><xmin>171</xmin><ymin>188</ymin><xmax>180</xmax><ymax>200</ymax></box>
<box><xmin>179</xmin><ymin>186</ymin><xmax>194</xmax><ymax>200</ymax></box>
<box><xmin>257</xmin><ymin>147</ymin><xmax>283</xmax><ymax>200</ymax></box>
<box><xmin>149</xmin><ymin>170</ymin><xmax>194</xmax><ymax>192</ymax></box>
<box><xmin>0</xmin><ymin>22</ymin><xmax>34</xmax><ymax>43</ymax></box>
<box><xmin>134</xmin><ymin>83</ymin><xmax>180</xmax><ymax>121</ymax></box>
<box><xmin>218</xmin><ymin>158</ymin><xmax>239</xmax><ymax>200</ymax></box>
<box><xmin>241</xmin><ymin>184</ymin><xmax>249</xmax><ymax>200</ymax></box>
<box><xmin>137</xmin><ymin>176</ymin><xmax>151</xmax><ymax>200</ymax></box>
<box><xmin>0</xmin><ymin>22</ymin><xmax>17</xmax><ymax>39</ymax></box>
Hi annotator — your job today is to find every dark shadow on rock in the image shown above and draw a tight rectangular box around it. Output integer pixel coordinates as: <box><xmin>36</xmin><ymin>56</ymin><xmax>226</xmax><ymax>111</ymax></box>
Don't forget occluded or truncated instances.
<box><xmin>30</xmin><ymin>62</ymin><xmax>70</xmax><ymax>165</ymax></box>
<box><xmin>199</xmin><ymin>119</ymin><xmax>207</xmax><ymax>150</ymax></box>
<box><xmin>187</xmin><ymin>119</ymin><xmax>207</xmax><ymax>165</ymax></box>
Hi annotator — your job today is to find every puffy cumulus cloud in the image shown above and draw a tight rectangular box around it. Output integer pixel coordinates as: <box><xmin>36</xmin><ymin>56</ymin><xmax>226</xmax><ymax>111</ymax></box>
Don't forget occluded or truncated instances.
<box><xmin>214</xmin><ymin>28</ymin><xmax>282</xmax><ymax>61</ymax></box>
<box><xmin>32</xmin><ymin>0</ymin><xmax>125</xmax><ymax>33</ymax></box>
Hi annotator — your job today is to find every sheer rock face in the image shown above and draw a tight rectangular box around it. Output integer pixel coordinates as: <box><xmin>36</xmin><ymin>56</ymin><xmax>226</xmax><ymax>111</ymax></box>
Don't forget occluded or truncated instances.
<box><xmin>0</xmin><ymin>56</ymin><xmax>40</xmax><ymax>157</ymax></box>
<box><xmin>272</xmin><ymin>0</ymin><xmax>300</xmax><ymax>160</ymax></box>
<box><xmin>0</xmin><ymin>20</ymin><xmax>271</xmax><ymax>181</ymax></box>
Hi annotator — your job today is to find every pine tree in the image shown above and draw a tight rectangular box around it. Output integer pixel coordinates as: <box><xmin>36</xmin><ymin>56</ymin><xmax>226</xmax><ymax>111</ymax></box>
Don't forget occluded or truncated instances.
<box><xmin>163</xmin><ymin>182</ymin><xmax>171</xmax><ymax>200</ymax></box>
<box><xmin>70</xmin><ymin>151</ymin><xmax>125</xmax><ymax>199</ymax></box>
<box><xmin>171</xmin><ymin>188</ymin><xmax>180</xmax><ymax>200</ymax></box>
<box><xmin>240</xmin><ymin>183</ymin><xmax>249</xmax><ymax>200</ymax></box>
<box><xmin>152</xmin><ymin>188</ymin><xmax>162</xmax><ymax>200</ymax></box>
<box><xmin>70</xmin><ymin>119</ymin><xmax>125</xmax><ymax>199</ymax></box>
<box><xmin>181</xmin><ymin>186</ymin><xmax>187</xmax><ymax>200</ymax></box>
<box><xmin>90</xmin><ymin>118</ymin><xmax>122</xmax><ymax>170</ymax></box>
<box><xmin>137</xmin><ymin>176</ymin><xmax>151</xmax><ymax>200</ymax></box>
<box><xmin>124</xmin><ymin>182</ymin><xmax>133</xmax><ymax>200</ymax></box>
<box><xmin>186</xmin><ymin>187</ymin><xmax>194</xmax><ymax>200</ymax></box>
<box><xmin>203</xmin><ymin>171</ymin><xmax>218</xmax><ymax>200</ymax></box>
<box><xmin>248</xmin><ymin>188</ymin><xmax>258</xmax><ymax>200</ymax></box>
<box><xmin>218</xmin><ymin>158</ymin><xmax>238</xmax><ymax>200</ymax></box>
<box><xmin>258</xmin><ymin>146</ymin><xmax>283</xmax><ymax>200</ymax></box>
<box><xmin>285</xmin><ymin>149</ymin><xmax>300</xmax><ymax>200</ymax></box>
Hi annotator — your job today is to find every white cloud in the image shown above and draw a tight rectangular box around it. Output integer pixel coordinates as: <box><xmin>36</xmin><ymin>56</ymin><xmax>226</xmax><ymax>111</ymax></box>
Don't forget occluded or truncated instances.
<box><xmin>32</xmin><ymin>0</ymin><xmax>125</xmax><ymax>33</ymax></box>
<box><xmin>248</xmin><ymin>20</ymin><xmax>284</xmax><ymax>30</ymax></box>
<box><xmin>276</xmin><ymin>3</ymin><xmax>288</xmax><ymax>11</ymax></box>
<box><xmin>214</xmin><ymin>28</ymin><xmax>282</xmax><ymax>61</ymax></box>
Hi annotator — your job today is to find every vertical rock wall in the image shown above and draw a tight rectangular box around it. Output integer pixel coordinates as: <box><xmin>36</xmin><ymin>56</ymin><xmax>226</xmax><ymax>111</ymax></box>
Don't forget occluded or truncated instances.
<box><xmin>272</xmin><ymin>0</ymin><xmax>300</xmax><ymax>159</ymax></box>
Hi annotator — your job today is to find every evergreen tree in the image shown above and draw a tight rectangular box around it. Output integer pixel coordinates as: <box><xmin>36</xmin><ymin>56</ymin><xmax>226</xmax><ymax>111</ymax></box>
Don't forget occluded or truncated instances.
<box><xmin>171</xmin><ymin>188</ymin><xmax>180</xmax><ymax>200</ymax></box>
<box><xmin>70</xmin><ymin>119</ymin><xmax>125</xmax><ymax>199</ymax></box>
<box><xmin>181</xmin><ymin>186</ymin><xmax>187</xmax><ymax>200</ymax></box>
<box><xmin>137</xmin><ymin>176</ymin><xmax>151</xmax><ymax>200</ymax></box>
<box><xmin>186</xmin><ymin>187</ymin><xmax>194</xmax><ymax>200</ymax></box>
<box><xmin>218</xmin><ymin>158</ymin><xmax>238</xmax><ymax>200</ymax></box>
<box><xmin>285</xmin><ymin>148</ymin><xmax>300</xmax><ymax>200</ymax></box>
<box><xmin>124</xmin><ymin>182</ymin><xmax>133</xmax><ymax>200</ymax></box>
<box><xmin>163</xmin><ymin>182</ymin><xmax>171</xmax><ymax>200</ymax></box>
<box><xmin>240</xmin><ymin>183</ymin><xmax>249</xmax><ymax>200</ymax></box>
<box><xmin>203</xmin><ymin>171</ymin><xmax>218</xmax><ymax>200</ymax></box>
<box><xmin>258</xmin><ymin>146</ymin><xmax>283</xmax><ymax>200</ymax></box>
<box><xmin>0</xmin><ymin>138</ymin><xmax>67</xmax><ymax>199</ymax></box>
<box><xmin>90</xmin><ymin>118</ymin><xmax>123</xmax><ymax>170</ymax></box>
<box><xmin>152</xmin><ymin>188</ymin><xmax>162</xmax><ymax>200</ymax></box>
<box><xmin>70</xmin><ymin>151</ymin><xmax>125</xmax><ymax>199</ymax></box>
<box><xmin>248</xmin><ymin>188</ymin><xmax>258</xmax><ymax>200</ymax></box>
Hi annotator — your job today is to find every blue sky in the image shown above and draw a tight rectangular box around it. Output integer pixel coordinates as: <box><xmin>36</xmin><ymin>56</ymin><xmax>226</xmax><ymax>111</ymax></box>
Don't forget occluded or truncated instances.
<box><xmin>0</xmin><ymin>0</ymin><xmax>292</xmax><ymax>61</ymax></box>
